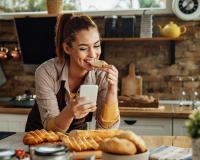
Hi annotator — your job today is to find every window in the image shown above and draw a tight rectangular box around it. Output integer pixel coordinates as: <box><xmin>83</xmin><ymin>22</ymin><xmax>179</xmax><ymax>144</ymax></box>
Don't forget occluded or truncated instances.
<box><xmin>0</xmin><ymin>0</ymin><xmax>166</xmax><ymax>13</ymax></box>
<box><xmin>80</xmin><ymin>0</ymin><xmax>166</xmax><ymax>11</ymax></box>
<box><xmin>0</xmin><ymin>0</ymin><xmax>172</xmax><ymax>18</ymax></box>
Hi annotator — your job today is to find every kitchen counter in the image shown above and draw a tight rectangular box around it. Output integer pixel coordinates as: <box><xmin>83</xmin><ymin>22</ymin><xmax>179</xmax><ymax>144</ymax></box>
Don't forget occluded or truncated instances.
<box><xmin>120</xmin><ymin>106</ymin><xmax>192</xmax><ymax>118</ymax></box>
<box><xmin>0</xmin><ymin>104</ymin><xmax>192</xmax><ymax>118</ymax></box>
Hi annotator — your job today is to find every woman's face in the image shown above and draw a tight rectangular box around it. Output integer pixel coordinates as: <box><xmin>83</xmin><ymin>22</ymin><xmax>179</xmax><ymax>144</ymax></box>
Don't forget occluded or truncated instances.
<box><xmin>64</xmin><ymin>27</ymin><xmax>101</xmax><ymax>70</ymax></box>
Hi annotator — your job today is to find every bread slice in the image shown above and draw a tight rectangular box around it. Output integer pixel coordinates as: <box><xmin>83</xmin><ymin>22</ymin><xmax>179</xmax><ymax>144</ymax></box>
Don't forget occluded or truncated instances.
<box><xmin>88</xmin><ymin>59</ymin><xmax>108</xmax><ymax>68</ymax></box>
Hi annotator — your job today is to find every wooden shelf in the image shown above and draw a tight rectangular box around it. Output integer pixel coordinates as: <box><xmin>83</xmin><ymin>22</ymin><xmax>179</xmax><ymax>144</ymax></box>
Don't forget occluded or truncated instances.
<box><xmin>101</xmin><ymin>37</ymin><xmax>186</xmax><ymax>65</ymax></box>
<box><xmin>101</xmin><ymin>37</ymin><xmax>185</xmax><ymax>42</ymax></box>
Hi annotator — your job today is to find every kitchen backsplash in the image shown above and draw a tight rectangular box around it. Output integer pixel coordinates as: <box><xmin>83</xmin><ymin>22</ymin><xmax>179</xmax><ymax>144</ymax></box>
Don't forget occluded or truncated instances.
<box><xmin>0</xmin><ymin>15</ymin><xmax>200</xmax><ymax>100</ymax></box>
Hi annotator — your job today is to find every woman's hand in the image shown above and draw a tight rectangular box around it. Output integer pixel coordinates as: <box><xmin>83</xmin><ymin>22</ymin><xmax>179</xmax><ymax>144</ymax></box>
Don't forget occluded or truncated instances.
<box><xmin>101</xmin><ymin>65</ymin><xmax>118</xmax><ymax>91</ymax></box>
<box><xmin>69</xmin><ymin>97</ymin><xmax>97</xmax><ymax>119</ymax></box>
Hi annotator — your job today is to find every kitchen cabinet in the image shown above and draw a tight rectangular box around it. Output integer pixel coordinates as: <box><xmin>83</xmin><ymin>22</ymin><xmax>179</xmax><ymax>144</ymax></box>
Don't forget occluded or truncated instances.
<box><xmin>120</xmin><ymin>117</ymin><xmax>172</xmax><ymax>136</ymax></box>
<box><xmin>87</xmin><ymin>116</ymin><xmax>188</xmax><ymax>136</ymax></box>
<box><xmin>101</xmin><ymin>37</ymin><xmax>185</xmax><ymax>64</ymax></box>
<box><xmin>0</xmin><ymin>114</ymin><xmax>27</xmax><ymax>132</ymax></box>
<box><xmin>173</xmin><ymin>118</ymin><xmax>188</xmax><ymax>136</ymax></box>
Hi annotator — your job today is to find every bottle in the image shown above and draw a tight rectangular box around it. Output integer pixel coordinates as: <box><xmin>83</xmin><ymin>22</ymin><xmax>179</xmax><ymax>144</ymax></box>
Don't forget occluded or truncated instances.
<box><xmin>0</xmin><ymin>149</ymin><xmax>17</xmax><ymax>160</ymax></box>
<box><xmin>32</xmin><ymin>144</ymin><xmax>70</xmax><ymax>160</ymax></box>
<box><xmin>178</xmin><ymin>77</ymin><xmax>187</xmax><ymax>107</ymax></box>
<box><xmin>189</xmin><ymin>76</ymin><xmax>199</xmax><ymax>110</ymax></box>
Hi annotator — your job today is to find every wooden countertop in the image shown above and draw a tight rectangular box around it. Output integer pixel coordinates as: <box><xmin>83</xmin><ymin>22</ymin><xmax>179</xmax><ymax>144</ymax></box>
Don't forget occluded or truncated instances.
<box><xmin>119</xmin><ymin>106</ymin><xmax>192</xmax><ymax>118</ymax></box>
<box><xmin>0</xmin><ymin>105</ymin><xmax>31</xmax><ymax>114</ymax></box>
<box><xmin>0</xmin><ymin>105</ymin><xmax>192</xmax><ymax>118</ymax></box>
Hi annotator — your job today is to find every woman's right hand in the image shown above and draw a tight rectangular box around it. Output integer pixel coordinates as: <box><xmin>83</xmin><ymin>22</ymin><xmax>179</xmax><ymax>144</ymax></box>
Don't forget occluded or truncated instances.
<box><xmin>69</xmin><ymin>97</ymin><xmax>97</xmax><ymax>119</ymax></box>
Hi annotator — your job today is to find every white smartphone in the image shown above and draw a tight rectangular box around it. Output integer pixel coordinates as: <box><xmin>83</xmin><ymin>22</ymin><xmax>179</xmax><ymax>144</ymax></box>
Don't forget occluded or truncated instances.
<box><xmin>80</xmin><ymin>85</ymin><xmax>98</xmax><ymax>103</ymax></box>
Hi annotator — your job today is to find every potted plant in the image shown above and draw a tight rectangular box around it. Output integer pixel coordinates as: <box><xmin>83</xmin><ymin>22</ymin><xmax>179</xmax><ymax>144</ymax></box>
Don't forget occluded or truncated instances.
<box><xmin>185</xmin><ymin>110</ymin><xmax>200</xmax><ymax>160</ymax></box>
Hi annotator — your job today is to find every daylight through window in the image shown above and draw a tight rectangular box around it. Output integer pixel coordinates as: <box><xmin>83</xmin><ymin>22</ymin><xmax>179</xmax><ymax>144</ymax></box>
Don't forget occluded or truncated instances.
<box><xmin>0</xmin><ymin>0</ymin><xmax>166</xmax><ymax>13</ymax></box>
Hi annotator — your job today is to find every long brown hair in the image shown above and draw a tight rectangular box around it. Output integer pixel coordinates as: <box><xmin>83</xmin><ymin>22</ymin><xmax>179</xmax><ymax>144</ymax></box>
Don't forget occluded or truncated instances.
<box><xmin>55</xmin><ymin>13</ymin><xmax>98</xmax><ymax>64</ymax></box>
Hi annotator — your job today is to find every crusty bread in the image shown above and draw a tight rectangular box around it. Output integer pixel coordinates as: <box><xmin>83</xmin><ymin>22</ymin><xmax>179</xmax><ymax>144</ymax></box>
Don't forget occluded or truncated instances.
<box><xmin>23</xmin><ymin>129</ymin><xmax>60</xmax><ymax>145</ymax></box>
<box><xmin>115</xmin><ymin>131</ymin><xmax>147</xmax><ymax>153</ymax></box>
<box><xmin>69</xmin><ymin>129</ymin><xmax>123</xmax><ymax>140</ymax></box>
<box><xmin>62</xmin><ymin>136</ymin><xmax>99</xmax><ymax>151</ymax></box>
<box><xmin>100</xmin><ymin>137</ymin><xmax>137</xmax><ymax>155</ymax></box>
<box><xmin>23</xmin><ymin>129</ymin><xmax>147</xmax><ymax>155</ymax></box>
<box><xmin>88</xmin><ymin>59</ymin><xmax>108</xmax><ymax>68</ymax></box>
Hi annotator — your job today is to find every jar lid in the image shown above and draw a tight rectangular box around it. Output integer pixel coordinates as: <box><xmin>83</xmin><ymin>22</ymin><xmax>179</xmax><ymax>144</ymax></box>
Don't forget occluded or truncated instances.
<box><xmin>34</xmin><ymin>144</ymin><xmax>68</xmax><ymax>156</ymax></box>
<box><xmin>0</xmin><ymin>149</ymin><xmax>15</xmax><ymax>158</ymax></box>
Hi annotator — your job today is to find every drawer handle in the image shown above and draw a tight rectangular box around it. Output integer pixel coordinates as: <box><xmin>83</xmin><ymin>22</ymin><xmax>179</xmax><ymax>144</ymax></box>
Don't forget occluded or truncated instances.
<box><xmin>124</xmin><ymin>120</ymin><xmax>137</xmax><ymax>125</ymax></box>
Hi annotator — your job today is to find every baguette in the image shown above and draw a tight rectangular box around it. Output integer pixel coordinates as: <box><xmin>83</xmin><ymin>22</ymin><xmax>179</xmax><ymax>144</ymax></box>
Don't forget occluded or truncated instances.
<box><xmin>23</xmin><ymin>129</ymin><xmax>60</xmax><ymax>145</ymax></box>
<box><xmin>69</xmin><ymin>129</ymin><xmax>123</xmax><ymax>139</ymax></box>
<box><xmin>62</xmin><ymin>136</ymin><xmax>99</xmax><ymax>151</ymax></box>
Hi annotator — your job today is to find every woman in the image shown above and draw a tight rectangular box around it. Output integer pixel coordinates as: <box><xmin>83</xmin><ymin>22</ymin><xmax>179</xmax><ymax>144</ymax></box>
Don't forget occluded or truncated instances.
<box><xmin>25</xmin><ymin>13</ymin><xmax>120</xmax><ymax>133</ymax></box>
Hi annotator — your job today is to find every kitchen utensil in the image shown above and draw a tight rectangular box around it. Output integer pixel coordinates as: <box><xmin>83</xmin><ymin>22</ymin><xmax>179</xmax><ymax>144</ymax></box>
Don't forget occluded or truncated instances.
<box><xmin>104</xmin><ymin>16</ymin><xmax>119</xmax><ymax>37</ymax></box>
<box><xmin>32</xmin><ymin>144</ymin><xmax>70</xmax><ymax>160</ymax></box>
<box><xmin>121</xmin><ymin>63</ymin><xmax>142</xmax><ymax>96</ymax></box>
<box><xmin>140</xmin><ymin>13</ymin><xmax>153</xmax><ymax>38</ymax></box>
<box><xmin>158</xmin><ymin>21</ymin><xmax>186</xmax><ymax>38</ymax></box>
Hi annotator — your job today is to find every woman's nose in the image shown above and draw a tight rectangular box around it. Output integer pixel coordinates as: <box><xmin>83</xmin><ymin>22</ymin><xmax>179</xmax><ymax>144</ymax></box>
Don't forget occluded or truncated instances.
<box><xmin>88</xmin><ymin>48</ymin><xmax>96</xmax><ymax>58</ymax></box>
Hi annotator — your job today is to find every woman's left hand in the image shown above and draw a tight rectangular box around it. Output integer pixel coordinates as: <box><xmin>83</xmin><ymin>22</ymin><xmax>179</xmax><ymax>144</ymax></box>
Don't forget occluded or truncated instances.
<box><xmin>101</xmin><ymin>65</ymin><xmax>118</xmax><ymax>91</ymax></box>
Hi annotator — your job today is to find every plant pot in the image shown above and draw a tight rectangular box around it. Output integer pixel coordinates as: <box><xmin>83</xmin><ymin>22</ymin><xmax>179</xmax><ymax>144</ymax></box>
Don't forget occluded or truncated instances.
<box><xmin>192</xmin><ymin>138</ymin><xmax>200</xmax><ymax>160</ymax></box>
<box><xmin>47</xmin><ymin>0</ymin><xmax>63</xmax><ymax>15</ymax></box>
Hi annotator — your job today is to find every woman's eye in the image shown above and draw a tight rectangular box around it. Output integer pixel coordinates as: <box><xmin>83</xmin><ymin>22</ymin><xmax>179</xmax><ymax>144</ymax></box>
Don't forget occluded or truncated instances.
<box><xmin>79</xmin><ymin>48</ymin><xmax>87</xmax><ymax>51</ymax></box>
<box><xmin>94</xmin><ymin>45</ymin><xmax>100</xmax><ymax>48</ymax></box>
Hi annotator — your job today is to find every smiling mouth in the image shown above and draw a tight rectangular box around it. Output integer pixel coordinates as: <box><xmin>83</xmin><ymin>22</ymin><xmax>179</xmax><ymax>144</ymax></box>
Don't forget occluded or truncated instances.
<box><xmin>84</xmin><ymin>59</ymin><xmax>93</xmax><ymax>66</ymax></box>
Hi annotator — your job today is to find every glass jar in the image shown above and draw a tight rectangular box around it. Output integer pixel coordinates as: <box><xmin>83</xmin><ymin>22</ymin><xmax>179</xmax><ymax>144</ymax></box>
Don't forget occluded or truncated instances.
<box><xmin>0</xmin><ymin>149</ymin><xmax>17</xmax><ymax>160</ymax></box>
<box><xmin>32</xmin><ymin>144</ymin><xmax>70</xmax><ymax>160</ymax></box>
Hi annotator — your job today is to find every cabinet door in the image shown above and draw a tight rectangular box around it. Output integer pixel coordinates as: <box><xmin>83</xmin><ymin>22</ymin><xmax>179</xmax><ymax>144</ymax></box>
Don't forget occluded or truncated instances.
<box><xmin>0</xmin><ymin>114</ymin><xmax>28</xmax><ymax>132</ymax></box>
<box><xmin>120</xmin><ymin>117</ymin><xmax>172</xmax><ymax>136</ymax></box>
<box><xmin>173</xmin><ymin>118</ymin><xmax>188</xmax><ymax>136</ymax></box>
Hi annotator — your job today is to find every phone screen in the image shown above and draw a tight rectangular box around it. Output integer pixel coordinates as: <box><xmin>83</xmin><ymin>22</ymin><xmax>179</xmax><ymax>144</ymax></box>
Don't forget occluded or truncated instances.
<box><xmin>80</xmin><ymin>85</ymin><xmax>98</xmax><ymax>103</ymax></box>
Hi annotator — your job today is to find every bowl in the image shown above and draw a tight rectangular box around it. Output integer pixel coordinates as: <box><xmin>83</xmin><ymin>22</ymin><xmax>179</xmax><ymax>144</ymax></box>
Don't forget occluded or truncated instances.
<box><xmin>102</xmin><ymin>150</ymin><xmax>149</xmax><ymax>160</ymax></box>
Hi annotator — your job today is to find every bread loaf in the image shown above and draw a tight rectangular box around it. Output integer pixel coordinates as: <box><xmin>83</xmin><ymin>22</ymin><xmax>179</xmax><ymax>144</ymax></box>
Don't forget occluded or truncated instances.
<box><xmin>23</xmin><ymin>129</ymin><xmax>147</xmax><ymax>155</ymax></box>
<box><xmin>23</xmin><ymin>129</ymin><xmax>60</xmax><ymax>145</ymax></box>
<box><xmin>115</xmin><ymin>131</ymin><xmax>147</xmax><ymax>153</ymax></box>
<box><xmin>69</xmin><ymin>129</ymin><xmax>123</xmax><ymax>139</ymax></box>
<box><xmin>100</xmin><ymin>137</ymin><xmax>137</xmax><ymax>155</ymax></box>
<box><xmin>62</xmin><ymin>136</ymin><xmax>99</xmax><ymax>151</ymax></box>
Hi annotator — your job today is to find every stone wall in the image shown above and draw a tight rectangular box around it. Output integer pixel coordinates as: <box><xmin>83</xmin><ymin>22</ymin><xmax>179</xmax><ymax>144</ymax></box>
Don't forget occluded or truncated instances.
<box><xmin>0</xmin><ymin>15</ymin><xmax>200</xmax><ymax>100</ymax></box>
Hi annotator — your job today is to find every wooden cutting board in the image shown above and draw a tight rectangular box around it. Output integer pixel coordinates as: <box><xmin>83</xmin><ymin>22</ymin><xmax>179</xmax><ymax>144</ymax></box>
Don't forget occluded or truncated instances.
<box><xmin>74</xmin><ymin>150</ymin><xmax>102</xmax><ymax>159</ymax></box>
<box><xmin>121</xmin><ymin>63</ymin><xmax>142</xmax><ymax>96</ymax></box>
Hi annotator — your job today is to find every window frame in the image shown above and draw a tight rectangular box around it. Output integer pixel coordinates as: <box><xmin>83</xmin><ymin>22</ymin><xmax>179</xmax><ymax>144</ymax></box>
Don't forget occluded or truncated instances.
<box><xmin>0</xmin><ymin>0</ymin><xmax>173</xmax><ymax>19</ymax></box>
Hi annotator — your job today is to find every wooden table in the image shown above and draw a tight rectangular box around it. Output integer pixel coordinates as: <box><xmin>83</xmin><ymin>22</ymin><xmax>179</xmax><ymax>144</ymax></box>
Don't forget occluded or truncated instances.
<box><xmin>0</xmin><ymin>105</ymin><xmax>192</xmax><ymax>118</ymax></box>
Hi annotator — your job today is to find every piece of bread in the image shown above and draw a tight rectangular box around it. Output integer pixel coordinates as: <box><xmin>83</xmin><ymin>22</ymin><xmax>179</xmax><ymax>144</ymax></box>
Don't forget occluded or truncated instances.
<box><xmin>23</xmin><ymin>129</ymin><xmax>60</xmax><ymax>145</ymax></box>
<box><xmin>62</xmin><ymin>136</ymin><xmax>99</xmax><ymax>151</ymax></box>
<box><xmin>88</xmin><ymin>59</ymin><xmax>108</xmax><ymax>68</ymax></box>
<box><xmin>69</xmin><ymin>129</ymin><xmax>123</xmax><ymax>139</ymax></box>
<box><xmin>99</xmin><ymin>137</ymin><xmax>137</xmax><ymax>155</ymax></box>
<box><xmin>115</xmin><ymin>131</ymin><xmax>147</xmax><ymax>153</ymax></box>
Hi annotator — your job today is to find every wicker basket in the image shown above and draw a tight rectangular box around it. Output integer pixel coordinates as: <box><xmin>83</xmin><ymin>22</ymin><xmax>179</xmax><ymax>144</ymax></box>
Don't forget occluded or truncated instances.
<box><xmin>47</xmin><ymin>0</ymin><xmax>63</xmax><ymax>14</ymax></box>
